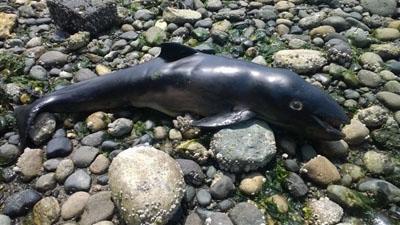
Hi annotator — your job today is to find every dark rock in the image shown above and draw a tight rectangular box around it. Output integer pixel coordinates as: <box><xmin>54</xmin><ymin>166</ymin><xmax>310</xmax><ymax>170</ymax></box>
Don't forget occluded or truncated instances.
<box><xmin>46</xmin><ymin>137</ymin><xmax>72</xmax><ymax>158</ymax></box>
<box><xmin>210</xmin><ymin>175</ymin><xmax>235</xmax><ymax>200</ymax></box>
<box><xmin>3</xmin><ymin>189</ymin><xmax>42</xmax><ymax>218</ymax></box>
<box><xmin>228</xmin><ymin>202</ymin><xmax>264</xmax><ymax>225</ymax></box>
<box><xmin>285</xmin><ymin>172</ymin><xmax>308</xmax><ymax>197</ymax></box>
<box><xmin>177</xmin><ymin>159</ymin><xmax>206</xmax><ymax>186</ymax></box>
<box><xmin>64</xmin><ymin>169</ymin><xmax>91</xmax><ymax>193</ymax></box>
<box><xmin>46</xmin><ymin>0</ymin><xmax>118</xmax><ymax>35</ymax></box>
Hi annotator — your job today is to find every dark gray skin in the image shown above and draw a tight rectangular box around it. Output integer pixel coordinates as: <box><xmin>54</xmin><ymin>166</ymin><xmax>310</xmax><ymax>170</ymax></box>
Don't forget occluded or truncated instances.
<box><xmin>15</xmin><ymin>43</ymin><xmax>348</xmax><ymax>148</ymax></box>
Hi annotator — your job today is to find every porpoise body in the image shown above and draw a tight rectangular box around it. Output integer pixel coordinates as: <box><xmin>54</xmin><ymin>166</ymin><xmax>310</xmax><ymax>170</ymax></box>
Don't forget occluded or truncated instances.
<box><xmin>15</xmin><ymin>43</ymin><xmax>348</xmax><ymax>148</ymax></box>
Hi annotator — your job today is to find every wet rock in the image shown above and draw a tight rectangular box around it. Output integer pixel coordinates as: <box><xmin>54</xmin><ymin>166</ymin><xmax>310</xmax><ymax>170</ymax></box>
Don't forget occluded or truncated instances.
<box><xmin>285</xmin><ymin>172</ymin><xmax>308</xmax><ymax>197</ymax></box>
<box><xmin>0</xmin><ymin>12</ymin><xmax>17</xmax><ymax>39</ymax></box>
<box><xmin>46</xmin><ymin>137</ymin><xmax>72</xmax><ymax>158</ymax></box>
<box><xmin>55</xmin><ymin>158</ymin><xmax>74</xmax><ymax>182</ymax></box>
<box><xmin>273</xmin><ymin>49</ymin><xmax>327</xmax><ymax>74</ymax></box>
<box><xmin>65</xmin><ymin>31</ymin><xmax>90</xmax><ymax>51</ymax></box>
<box><xmin>107</xmin><ymin>118</ymin><xmax>132</xmax><ymax>137</ymax></box>
<box><xmin>109</xmin><ymin>146</ymin><xmax>185</xmax><ymax>225</ymax></box>
<box><xmin>71</xmin><ymin>146</ymin><xmax>99</xmax><ymax>168</ymax></box>
<box><xmin>163</xmin><ymin>7</ymin><xmax>201</xmax><ymax>24</ymax></box>
<box><xmin>359</xmin><ymin>52</ymin><xmax>383</xmax><ymax>72</ymax></box>
<box><xmin>363</xmin><ymin>151</ymin><xmax>394</xmax><ymax>175</ymax></box>
<box><xmin>238</xmin><ymin>172</ymin><xmax>265</xmax><ymax>195</ymax></box>
<box><xmin>38</xmin><ymin>51</ymin><xmax>68</xmax><ymax>67</ymax></box>
<box><xmin>61</xmin><ymin>191</ymin><xmax>90</xmax><ymax>220</ymax></box>
<box><xmin>327</xmin><ymin>185</ymin><xmax>369</xmax><ymax>209</ymax></box>
<box><xmin>0</xmin><ymin>143</ymin><xmax>20</xmax><ymax>166</ymax></box>
<box><xmin>316</xmin><ymin>140</ymin><xmax>349</xmax><ymax>158</ymax></box>
<box><xmin>64</xmin><ymin>169</ymin><xmax>91</xmax><ymax>193</ymax></box>
<box><xmin>228</xmin><ymin>202</ymin><xmax>265</xmax><ymax>225</ymax></box>
<box><xmin>29</xmin><ymin>113</ymin><xmax>56</xmax><ymax>145</ymax></box>
<box><xmin>47</xmin><ymin>0</ymin><xmax>117</xmax><ymax>35</ymax></box>
<box><xmin>342</xmin><ymin>118</ymin><xmax>369</xmax><ymax>145</ymax></box>
<box><xmin>33</xmin><ymin>197</ymin><xmax>60</xmax><ymax>225</ymax></box>
<box><xmin>339</xmin><ymin>163</ymin><xmax>365</xmax><ymax>182</ymax></box>
<box><xmin>79</xmin><ymin>191</ymin><xmax>115</xmax><ymax>225</ymax></box>
<box><xmin>308</xmin><ymin>197</ymin><xmax>343</xmax><ymax>225</ymax></box>
<box><xmin>209</xmin><ymin>174</ymin><xmax>235</xmax><ymax>200</ymax></box>
<box><xmin>210</xmin><ymin>120</ymin><xmax>276</xmax><ymax>173</ymax></box>
<box><xmin>358</xmin><ymin>179</ymin><xmax>400</xmax><ymax>203</ymax></box>
<box><xmin>302</xmin><ymin>155</ymin><xmax>340</xmax><ymax>186</ymax></box>
<box><xmin>16</xmin><ymin>148</ymin><xmax>43</xmax><ymax>181</ymax></box>
<box><xmin>360</xmin><ymin>0</ymin><xmax>397</xmax><ymax>16</ymax></box>
<box><xmin>371</xmin><ymin>43</ymin><xmax>400</xmax><ymax>59</ymax></box>
<box><xmin>3</xmin><ymin>189</ymin><xmax>42</xmax><ymax>218</ymax></box>
<box><xmin>177</xmin><ymin>159</ymin><xmax>206</xmax><ymax>186</ymax></box>
<box><xmin>371</xmin><ymin>117</ymin><xmax>400</xmax><ymax>151</ymax></box>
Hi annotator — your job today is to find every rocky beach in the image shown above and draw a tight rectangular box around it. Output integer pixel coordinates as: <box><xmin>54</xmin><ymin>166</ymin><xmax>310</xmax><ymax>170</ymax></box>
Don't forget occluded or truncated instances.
<box><xmin>0</xmin><ymin>0</ymin><xmax>400</xmax><ymax>224</ymax></box>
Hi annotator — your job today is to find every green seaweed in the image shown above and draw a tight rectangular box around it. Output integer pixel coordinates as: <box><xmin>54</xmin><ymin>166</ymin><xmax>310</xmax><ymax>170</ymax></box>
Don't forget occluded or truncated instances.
<box><xmin>0</xmin><ymin>51</ymin><xmax>25</xmax><ymax>79</ymax></box>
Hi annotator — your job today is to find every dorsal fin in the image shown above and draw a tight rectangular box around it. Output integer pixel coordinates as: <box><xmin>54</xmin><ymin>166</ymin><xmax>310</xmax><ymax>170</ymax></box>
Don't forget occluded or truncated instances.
<box><xmin>159</xmin><ymin>43</ymin><xmax>197</xmax><ymax>62</ymax></box>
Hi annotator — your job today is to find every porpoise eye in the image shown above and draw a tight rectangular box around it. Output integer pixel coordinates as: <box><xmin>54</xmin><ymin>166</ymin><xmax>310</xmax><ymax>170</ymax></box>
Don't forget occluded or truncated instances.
<box><xmin>289</xmin><ymin>100</ymin><xmax>303</xmax><ymax>111</ymax></box>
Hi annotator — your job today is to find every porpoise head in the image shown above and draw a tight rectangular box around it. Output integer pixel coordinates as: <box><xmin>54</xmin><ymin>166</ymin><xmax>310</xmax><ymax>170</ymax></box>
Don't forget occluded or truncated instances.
<box><xmin>256</xmin><ymin>69</ymin><xmax>349</xmax><ymax>140</ymax></box>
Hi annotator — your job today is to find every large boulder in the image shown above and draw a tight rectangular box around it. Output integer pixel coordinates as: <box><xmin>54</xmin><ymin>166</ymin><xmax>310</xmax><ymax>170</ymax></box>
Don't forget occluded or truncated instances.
<box><xmin>109</xmin><ymin>146</ymin><xmax>185</xmax><ymax>225</ymax></box>
<box><xmin>46</xmin><ymin>0</ymin><xmax>118</xmax><ymax>35</ymax></box>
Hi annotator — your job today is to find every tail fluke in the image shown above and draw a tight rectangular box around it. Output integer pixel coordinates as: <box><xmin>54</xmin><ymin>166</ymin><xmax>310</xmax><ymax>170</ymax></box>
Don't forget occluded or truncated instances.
<box><xmin>14</xmin><ymin>104</ymin><xmax>40</xmax><ymax>149</ymax></box>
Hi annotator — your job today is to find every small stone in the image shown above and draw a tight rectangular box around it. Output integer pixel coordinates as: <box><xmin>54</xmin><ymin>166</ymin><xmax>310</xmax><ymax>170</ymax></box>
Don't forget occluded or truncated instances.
<box><xmin>81</xmin><ymin>131</ymin><xmax>105</xmax><ymax>146</ymax></box>
<box><xmin>175</xmin><ymin>140</ymin><xmax>211</xmax><ymax>163</ymax></box>
<box><xmin>107</xmin><ymin>118</ymin><xmax>133</xmax><ymax>137</ymax></box>
<box><xmin>71</xmin><ymin>146</ymin><xmax>99</xmax><ymax>168</ymax></box>
<box><xmin>238</xmin><ymin>172</ymin><xmax>265</xmax><ymax>195</ymax></box>
<box><xmin>0</xmin><ymin>143</ymin><xmax>20</xmax><ymax>166</ymax></box>
<box><xmin>357</xmin><ymin>105</ymin><xmax>388</xmax><ymax>128</ymax></box>
<box><xmin>86</xmin><ymin>112</ymin><xmax>109</xmax><ymax>132</ymax></box>
<box><xmin>64</xmin><ymin>169</ymin><xmax>91</xmax><ymax>193</ymax></box>
<box><xmin>163</xmin><ymin>7</ymin><xmax>202</xmax><ymax>24</ymax></box>
<box><xmin>74</xmin><ymin>68</ymin><xmax>97</xmax><ymax>82</ymax></box>
<box><xmin>363</xmin><ymin>151</ymin><xmax>394</xmax><ymax>175</ymax></box>
<box><xmin>3</xmin><ymin>189</ymin><xmax>42</xmax><ymax>218</ymax></box>
<box><xmin>16</xmin><ymin>148</ymin><xmax>43</xmax><ymax>181</ymax></box>
<box><xmin>316</xmin><ymin>140</ymin><xmax>349</xmax><ymax>158</ymax></box>
<box><xmin>35</xmin><ymin>173</ymin><xmax>57</xmax><ymax>192</ymax></box>
<box><xmin>0</xmin><ymin>12</ymin><xmax>17</xmax><ymax>39</ymax></box>
<box><xmin>302</xmin><ymin>155</ymin><xmax>341</xmax><ymax>186</ymax></box>
<box><xmin>66</xmin><ymin>31</ymin><xmax>90</xmax><ymax>50</ymax></box>
<box><xmin>207</xmin><ymin>212</ymin><xmax>234</xmax><ymax>225</ymax></box>
<box><xmin>29</xmin><ymin>65</ymin><xmax>48</xmax><ymax>81</ymax></box>
<box><xmin>285</xmin><ymin>172</ymin><xmax>308</xmax><ymax>197</ymax></box>
<box><xmin>360</xmin><ymin>0</ymin><xmax>397</xmax><ymax>16</ymax></box>
<box><xmin>79</xmin><ymin>191</ymin><xmax>115</xmax><ymax>225</ymax></box>
<box><xmin>143</xmin><ymin>26</ymin><xmax>167</xmax><ymax>46</ymax></box>
<box><xmin>29</xmin><ymin>113</ymin><xmax>56</xmax><ymax>145</ymax></box>
<box><xmin>339</xmin><ymin>164</ymin><xmax>365</xmax><ymax>182</ymax></box>
<box><xmin>89</xmin><ymin>154</ymin><xmax>110</xmax><ymax>174</ymax></box>
<box><xmin>95</xmin><ymin>64</ymin><xmax>111</xmax><ymax>75</ymax></box>
<box><xmin>93</xmin><ymin>221</ymin><xmax>114</xmax><ymax>225</ymax></box>
<box><xmin>376</xmin><ymin>91</ymin><xmax>400</xmax><ymax>110</ymax></box>
<box><xmin>0</xmin><ymin>215</ymin><xmax>11</xmax><ymax>225</ymax></box>
<box><xmin>268</xmin><ymin>195</ymin><xmax>289</xmax><ymax>213</ymax></box>
<box><xmin>357</xmin><ymin>70</ymin><xmax>382</xmax><ymax>88</ymax></box>
<box><xmin>273</xmin><ymin>49</ymin><xmax>327</xmax><ymax>74</ymax></box>
<box><xmin>169</xmin><ymin>128</ymin><xmax>182</xmax><ymax>140</ymax></box>
<box><xmin>185</xmin><ymin>212</ymin><xmax>202</xmax><ymax>225</ymax></box>
<box><xmin>177</xmin><ymin>159</ymin><xmax>206</xmax><ymax>186</ymax></box>
<box><xmin>342</xmin><ymin>118</ymin><xmax>369</xmax><ymax>145</ymax></box>
<box><xmin>228</xmin><ymin>202</ymin><xmax>265</xmax><ymax>225</ymax></box>
<box><xmin>196</xmin><ymin>189</ymin><xmax>211</xmax><ymax>206</ymax></box>
<box><xmin>33</xmin><ymin>197</ymin><xmax>60</xmax><ymax>225</ymax></box>
<box><xmin>38</xmin><ymin>51</ymin><xmax>68</xmax><ymax>67</ymax></box>
<box><xmin>310</xmin><ymin>25</ymin><xmax>335</xmax><ymax>38</ymax></box>
<box><xmin>61</xmin><ymin>191</ymin><xmax>90</xmax><ymax>220</ymax></box>
<box><xmin>359</xmin><ymin>52</ymin><xmax>383</xmax><ymax>71</ymax></box>
<box><xmin>358</xmin><ymin>179</ymin><xmax>400</xmax><ymax>203</ymax></box>
<box><xmin>206</xmin><ymin>0</ymin><xmax>223</xmax><ymax>11</ymax></box>
<box><xmin>210</xmin><ymin>174</ymin><xmax>235</xmax><ymax>200</ymax></box>
<box><xmin>371</xmin><ymin>43</ymin><xmax>400</xmax><ymax>59</ymax></box>
<box><xmin>153</xmin><ymin>126</ymin><xmax>168</xmax><ymax>140</ymax></box>
<box><xmin>327</xmin><ymin>185</ymin><xmax>369</xmax><ymax>209</ymax></box>
<box><xmin>46</xmin><ymin>137</ymin><xmax>73</xmax><ymax>158</ymax></box>
<box><xmin>308</xmin><ymin>197</ymin><xmax>344</xmax><ymax>225</ymax></box>
<box><xmin>55</xmin><ymin>158</ymin><xmax>74</xmax><ymax>182</ymax></box>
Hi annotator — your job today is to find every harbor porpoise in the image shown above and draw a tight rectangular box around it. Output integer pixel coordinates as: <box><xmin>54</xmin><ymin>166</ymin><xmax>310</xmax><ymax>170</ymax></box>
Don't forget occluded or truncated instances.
<box><xmin>15</xmin><ymin>43</ymin><xmax>349</xmax><ymax>148</ymax></box>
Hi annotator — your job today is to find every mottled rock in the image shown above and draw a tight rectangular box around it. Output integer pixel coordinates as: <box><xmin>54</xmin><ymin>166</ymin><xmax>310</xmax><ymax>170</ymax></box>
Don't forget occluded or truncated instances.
<box><xmin>357</xmin><ymin>105</ymin><xmax>388</xmax><ymax>128</ymax></box>
<box><xmin>55</xmin><ymin>158</ymin><xmax>74</xmax><ymax>182</ymax></box>
<box><xmin>308</xmin><ymin>198</ymin><xmax>343</xmax><ymax>225</ymax></box>
<box><xmin>33</xmin><ymin>197</ymin><xmax>60</xmax><ymax>225</ymax></box>
<box><xmin>302</xmin><ymin>155</ymin><xmax>340</xmax><ymax>186</ymax></box>
<box><xmin>0</xmin><ymin>143</ymin><xmax>20</xmax><ymax>166</ymax></box>
<box><xmin>35</xmin><ymin>173</ymin><xmax>57</xmax><ymax>192</ymax></box>
<box><xmin>16</xmin><ymin>148</ymin><xmax>43</xmax><ymax>181</ymax></box>
<box><xmin>71</xmin><ymin>146</ymin><xmax>99</xmax><ymax>168</ymax></box>
<box><xmin>210</xmin><ymin>120</ymin><xmax>276</xmax><ymax>173</ymax></box>
<box><xmin>0</xmin><ymin>12</ymin><xmax>17</xmax><ymax>39</ymax></box>
<box><xmin>228</xmin><ymin>202</ymin><xmax>265</xmax><ymax>225</ymax></box>
<box><xmin>89</xmin><ymin>154</ymin><xmax>110</xmax><ymax>174</ymax></box>
<box><xmin>342</xmin><ymin>118</ymin><xmax>369</xmax><ymax>145</ymax></box>
<box><xmin>238</xmin><ymin>173</ymin><xmax>265</xmax><ymax>195</ymax></box>
<box><xmin>47</xmin><ymin>0</ymin><xmax>118</xmax><ymax>35</ymax></box>
<box><xmin>163</xmin><ymin>7</ymin><xmax>201</xmax><ymax>24</ymax></box>
<box><xmin>107</xmin><ymin>118</ymin><xmax>133</xmax><ymax>137</ymax></box>
<box><xmin>209</xmin><ymin>174</ymin><xmax>235</xmax><ymax>200</ymax></box>
<box><xmin>285</xmin><ymin>172</ymin><xmax>308</xmax><ymax>197</ymax></box>
<box><xmin>109</xmin><ymin>146</ymin><xmax>185</xmax><ymax>225</ymax></box>
<box><xmin>144</xmin><ymin>26</ymin><xmax>166</xmax><ymax>46</ymax></box>
<box><xmin>29</xmin><ymin>113</ymin><xmax>56</xmax><ymax>145</ymax></box>
<box><xmin>363</xmin><ymin>151</ymin><xmax>394</xmax><ymax>175</ymax></box>
<box><xmin>327</xmin><ymin>185</ymin><xmax>369</xmax><ymax>209</ymax></box>
<box><xmin>375</xmin><ymin>28</ymin><xmax>400</xmax><ymax>42</ymax></box>
<box><xmin>273</xmin><ymin>49</ymin><xmax>327</xmax><ymax>74</ymax></box>
<box><xmin>38</xmin><ymin>51</ymin><xmax>68</xmax><ymax>67</ymax></box>
<box><xmin>360</xmin><ymin>0</ymin><xmax>397</xmax><ymax>16</ymax></box>
<box><xmin>177</xmin><ymin>159</ymin><xmax>206</xmax><ymax>186</ymax></box>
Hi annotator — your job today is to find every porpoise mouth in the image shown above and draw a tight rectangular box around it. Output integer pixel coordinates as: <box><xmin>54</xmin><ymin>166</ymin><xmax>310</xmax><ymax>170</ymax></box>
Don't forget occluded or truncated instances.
<box><xmin>311</xmin><ymin>115</ymin><xmax>346</xmax><ymax>139</ymax></box>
